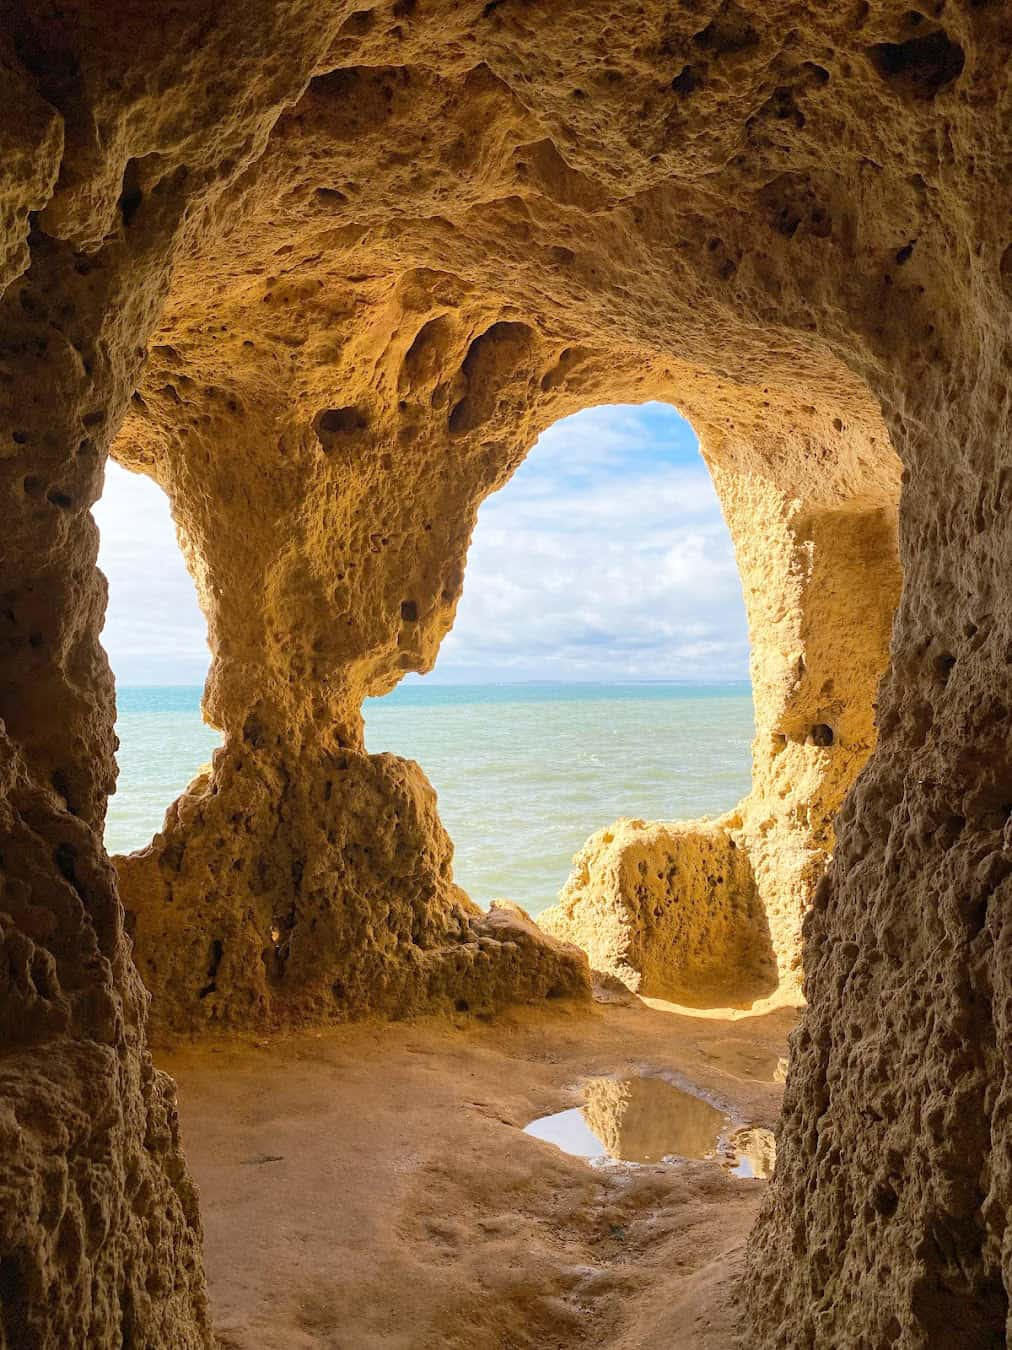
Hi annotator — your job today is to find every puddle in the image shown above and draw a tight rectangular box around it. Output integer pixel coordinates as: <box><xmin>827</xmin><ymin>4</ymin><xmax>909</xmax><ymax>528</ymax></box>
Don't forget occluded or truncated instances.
<box><xmin>727</xmin><ymin>1127</ymin><xmax>777</xmax><ymax>1179</ymax></box>
<box><xmin>524</xmin><ymin>1075</ymin><xmax>778</xmax><ymax>1177</ymax></box>
<box><xmin>695</xmin><ymin>1038</ymin><xmax>788</xmax><ymax>1084</ymax></box>
<box><xmin>524</xmin><ymin>1075</ymin><xmax>729</xmax><ymax>1165</ymax></box>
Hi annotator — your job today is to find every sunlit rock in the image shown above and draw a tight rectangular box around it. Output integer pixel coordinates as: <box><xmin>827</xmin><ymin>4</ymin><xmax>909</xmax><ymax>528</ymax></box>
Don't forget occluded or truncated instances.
<box><xmin>0</xmin><ymin>1</ymin><xmax>1008</xmax><ymax>1345</ymax></box>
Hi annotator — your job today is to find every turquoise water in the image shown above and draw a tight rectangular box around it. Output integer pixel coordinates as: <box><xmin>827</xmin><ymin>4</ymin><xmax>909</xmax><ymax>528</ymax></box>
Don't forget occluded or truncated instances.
<box><xmin>107</xmin><ymin>683</ymin><xmax>754</xmax><ymax>916</ymax></box>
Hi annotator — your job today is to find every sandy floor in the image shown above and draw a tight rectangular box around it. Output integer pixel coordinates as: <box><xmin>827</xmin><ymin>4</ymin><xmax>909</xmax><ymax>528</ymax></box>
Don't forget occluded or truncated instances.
<box><xmin>163</xmin><ymin>997</ymin><xmax>796</xmax><ymax>1350</ymax></box>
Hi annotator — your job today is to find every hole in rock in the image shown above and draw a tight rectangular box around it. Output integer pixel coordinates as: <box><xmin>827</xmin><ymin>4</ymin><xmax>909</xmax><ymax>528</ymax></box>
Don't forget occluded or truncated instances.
<box><xmin>934</xmin><ymin>652</ymin><xmax>956</xmax><ymax>684</ymax></box>
<box><xmin>364</xmin><ymin>403</ymin><xmax>753</xmax><ymax>917</ymax></box>
<box><xmin>118</xmin><ymin>159</ymin><xmax>144</xmax><ymax>228</ymax></box>
<box><xmin>1001</xmin><ymin>243</ymin><xmax>1012</xmax><ymax>300</ymax></box>
<box><xmin>808</xmin><ymin>722</ymin><xmax>835</xmax><ymax>747</ymax></box>
<box><xmin>867</xmin><ymin>28</ymin><xmax>965</xmax><ymax>100</ymax></box>
<box><xmin>447</xmin><ymin>321</ymin><xmax>535</xmax><ymax>434</ymax></box>
<box><xmin>670</xmin><ymin>65</ymin><xmax>703</xmax><ymax>96</ymax></box>
<box><xmin>94</xmin><ymin>459</ymin><xmax>219</xmax><ymax>855</ymax></box>
<box><xmin>523</xmin><ymin>1073</ymin><xmax>770</xmax><ymax>1175</ymax></box>
<box><xmin>315</xmin><ymin>405</ymin><xmax>369</xmax><ymax>438</ymax></box>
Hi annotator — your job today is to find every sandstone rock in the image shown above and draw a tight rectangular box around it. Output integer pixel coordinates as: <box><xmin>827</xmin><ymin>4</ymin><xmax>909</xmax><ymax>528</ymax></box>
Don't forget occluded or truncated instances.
<box><xmin>0</xmin><ymin>1</ymin><xmax>1008</xmax><ymax>1345</ymax></box>
<box><xmin>541</xmin><ymin>817</ymin><xmax>778</xmax><ymax>1008</ymax></box>
<box><xmin>0</xmin><ymin>4</ymin><xmax>374</xmax><ymax>1344</ymax></box>
<box><xmin>118</xmin><ymin>746</ymin><xmax>588</xmax><ymax>1038</ymax></box>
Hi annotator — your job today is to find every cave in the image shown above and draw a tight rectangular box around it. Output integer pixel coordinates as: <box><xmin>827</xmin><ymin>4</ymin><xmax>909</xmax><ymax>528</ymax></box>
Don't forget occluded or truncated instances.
<box><xmin>1</xmin><ymin>2</ymin><xmax>1009</xmax><ymax>1346</ymax></box>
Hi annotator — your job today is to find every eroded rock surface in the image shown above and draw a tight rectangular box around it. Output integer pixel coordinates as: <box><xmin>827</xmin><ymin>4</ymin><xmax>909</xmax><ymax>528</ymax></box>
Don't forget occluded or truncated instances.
<box><xmin>122</xmin><ymin>744</ymin><xmax>587</xmax><ymax>1035</ymax></box>
<box><xmin>112</xmin><ymin>59</ymin><xmax>903</xmax><ymax>1030</ymax></box>
<box><xmin>542</xmin><ymin>818</ymin><xmax>778</xmax><ymax>1008</ymax></box>
<box><xmin>1</xmin><ymin>1</ymin><xmax>1010</xmax><ymax>1346</ymax></box>
<box><xmin>0</xmin><ymin>3</ymin><xmax>374</xmax><ymax>1344</ymax></box>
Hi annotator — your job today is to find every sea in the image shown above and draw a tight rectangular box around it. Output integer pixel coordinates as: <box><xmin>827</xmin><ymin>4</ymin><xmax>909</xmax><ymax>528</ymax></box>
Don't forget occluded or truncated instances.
<box><xmin>107</xmin><ymin>682</ymin><xmax>754</xmax><ymax>917</ymax></box>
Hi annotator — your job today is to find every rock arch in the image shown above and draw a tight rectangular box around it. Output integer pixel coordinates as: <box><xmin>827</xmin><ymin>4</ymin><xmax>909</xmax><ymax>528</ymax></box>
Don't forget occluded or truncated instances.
<box><xmin>0</xmin><ymin>2</ymin><xmax>1008</xmax><ymax>1347</ymax></box>
<box><xmin>113</xmin><ymin>298</ymin><xmax>900</xmax><ymax>1033</ymax></box>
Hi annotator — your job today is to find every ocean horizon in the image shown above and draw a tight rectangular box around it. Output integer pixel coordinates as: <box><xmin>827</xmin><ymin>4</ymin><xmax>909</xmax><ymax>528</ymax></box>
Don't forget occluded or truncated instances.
<box><xmin>108</xmin><ymin>680</ymin><xmax>754</xmax><ymax>915</ymax></box>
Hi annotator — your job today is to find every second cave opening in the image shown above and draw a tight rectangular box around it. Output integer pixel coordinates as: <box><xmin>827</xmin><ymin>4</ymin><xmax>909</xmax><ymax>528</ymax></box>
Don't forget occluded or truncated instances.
<box><xmin>364</xmin><ymin>400</ymin><xmax>754</xmax><ymax>916</ymax></box>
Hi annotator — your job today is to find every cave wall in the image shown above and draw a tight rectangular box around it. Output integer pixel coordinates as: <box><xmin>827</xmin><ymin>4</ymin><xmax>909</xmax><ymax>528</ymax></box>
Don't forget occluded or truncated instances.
<box><xmin>0</xmin><ymin>2</ymin><xmax>366</xmax><ymax>1344</ymax></box>
<box><xmin>1</xmin><ymin>0</ymin><xmax>1010</xmax><ymax>1345</ymax></box>
<box><xmin>0</xmin><ymin>221</ymin><xmax>212</xmax><ymax>1348</ymax></box>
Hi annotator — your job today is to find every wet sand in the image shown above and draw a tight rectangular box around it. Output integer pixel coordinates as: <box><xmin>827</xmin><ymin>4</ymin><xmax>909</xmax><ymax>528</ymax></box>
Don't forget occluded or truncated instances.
<box><xmin>162</xmin><ymin>997</ymin><xmax>796</xmax><ymax>1349</ymax></box>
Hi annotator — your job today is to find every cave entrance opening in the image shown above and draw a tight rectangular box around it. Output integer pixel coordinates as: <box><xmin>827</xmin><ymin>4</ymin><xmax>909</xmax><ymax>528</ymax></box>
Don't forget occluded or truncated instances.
<box><xmin>363</xmin><ymin>400</ymin><xmax>754</xmax><ymax>922</ymax></box>
<box><xmin>94</xmin><ymin>458</ymin><xmax>219</xmax><ymax>858</ymax></box>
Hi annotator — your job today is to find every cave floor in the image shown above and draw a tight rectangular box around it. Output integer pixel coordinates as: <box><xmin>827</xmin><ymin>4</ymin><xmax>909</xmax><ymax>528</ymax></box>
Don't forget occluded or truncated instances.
<box><xmin>162</xmin><ymin>997</ymin><xmax>796</xmax><ymax>1350</ymax></box>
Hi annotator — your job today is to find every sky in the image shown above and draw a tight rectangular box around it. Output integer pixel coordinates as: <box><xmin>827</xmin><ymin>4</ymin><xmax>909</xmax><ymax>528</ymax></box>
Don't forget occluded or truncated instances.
<box><xmin>94</xmin><ymin>402</ymin><xmax>750</xmax><ymax>686</ymax></box>
<box><xmin>94</xmin><ymin>463</ymin><xmax>213</xmax><ymax>685</ymax></box>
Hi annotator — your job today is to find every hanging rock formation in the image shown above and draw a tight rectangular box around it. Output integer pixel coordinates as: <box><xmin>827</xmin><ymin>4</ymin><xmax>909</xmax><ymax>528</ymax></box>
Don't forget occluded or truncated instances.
<box><xmin>0</xmin><ymin>1</ymin><xmax>1010</xmax><ymax>1347</ymax></box>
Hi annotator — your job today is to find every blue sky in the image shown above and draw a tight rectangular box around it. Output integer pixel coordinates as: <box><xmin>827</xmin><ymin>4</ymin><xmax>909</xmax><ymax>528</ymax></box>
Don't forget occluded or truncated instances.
<box><xmin>95</xmin><ymin>402</ymin><xmax>750</xmax><ymax>685</ymax></box>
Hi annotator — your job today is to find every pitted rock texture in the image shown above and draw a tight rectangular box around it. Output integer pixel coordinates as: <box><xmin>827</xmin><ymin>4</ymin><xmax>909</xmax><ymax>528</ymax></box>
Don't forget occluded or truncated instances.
<box><xmin>0</xmin><ymin>2</ymin><xmax>382</xmax><ymax>1344</ymax></box>
<box><xmin>1</xmin><ymin>1</ymin><xmax>1010</xmax><ymax>1347</ymax></box>
<box><xmin>121</xmin><ymin>744</ymin><xmax>588</xmax><ymax>1038</ymax></box>
<box><xmin>107</xmin><ymin>40</ymin><xmax>904</xmax><ymax>1023</ymax></box>
<box><xmin>541</xmin><ymin>817</ymin><xmax>778</xmax><ymax>1009</ymax></box>
<box><xmin>115</xmin><ymin>169</ymin><xmax>900</xmax><ymax>1030</ymax></box>
<box><xmin>0</xmin><ymin>732</ymin><xmax>209</xmax><ymax>1349</ymax></box>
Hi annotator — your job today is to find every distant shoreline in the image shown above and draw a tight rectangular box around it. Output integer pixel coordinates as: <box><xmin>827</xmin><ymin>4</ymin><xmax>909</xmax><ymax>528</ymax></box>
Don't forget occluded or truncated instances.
<box><xmin>116</xmin><ymin>678</ymin><xmax>752</xmax><ymax>691</ymax></box>
<box><xmin>115</xmin><ymin>681</ymin><xmax>754</xmax><ymax>716</ymax></box>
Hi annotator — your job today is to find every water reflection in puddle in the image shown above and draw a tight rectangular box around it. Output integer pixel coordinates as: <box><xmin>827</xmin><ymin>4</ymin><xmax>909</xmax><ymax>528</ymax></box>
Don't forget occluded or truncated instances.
<box><xmin>524</xmin><ymin>1106</ymin><xmax>614</xmax><ymax>1160</ymax></box>
<box><xmin>728</xmin><ymin>1126</ymin><xmax>777</xmax><ymax>1179</ymax></box>
<box><xmin>524</xmin><ymin>1076</ymin><xmax>777</xmax><ymax>1177</ymax></box>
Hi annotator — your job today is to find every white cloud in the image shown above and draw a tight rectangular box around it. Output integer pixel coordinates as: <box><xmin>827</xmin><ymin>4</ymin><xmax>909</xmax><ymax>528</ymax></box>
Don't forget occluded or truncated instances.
<box><xmin>429</xmin><ymin>404</ymin><xmax>749</xmax><ymax>682</ymax></box>
<box><xmin>94</xmin><ymin>404</ymin><xmax>749</xmax><ymax>686</ymax></box>
<box><xmin>94</xmin><ymin>462</ymin><xmax>212</xmax><ymax>685</ymax></box>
